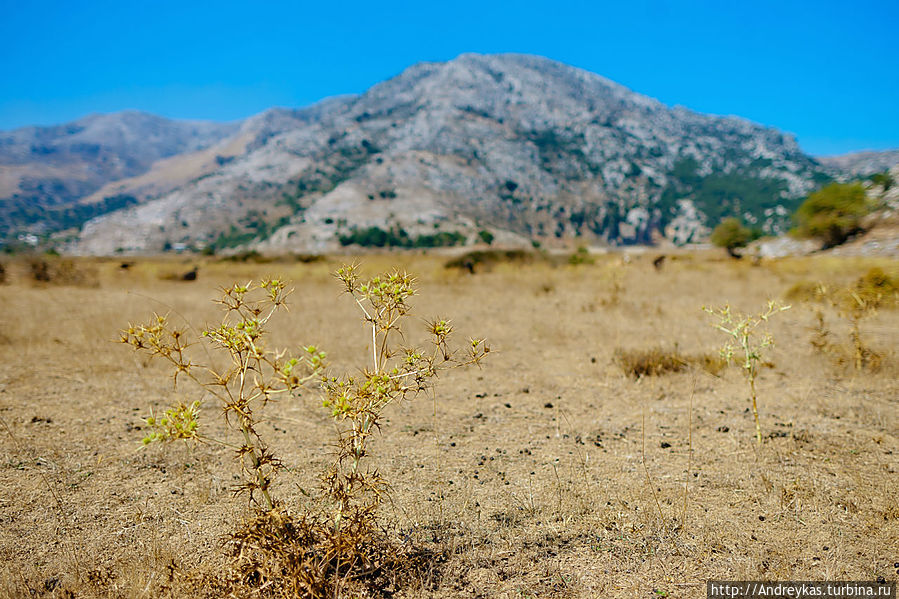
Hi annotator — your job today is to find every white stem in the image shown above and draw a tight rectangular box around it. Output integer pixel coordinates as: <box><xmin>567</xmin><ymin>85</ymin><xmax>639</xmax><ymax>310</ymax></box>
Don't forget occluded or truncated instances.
<box><xmin>371</xmin><ymin>323</ymin><xmax>378</xmax><ymax>372</ymax></box>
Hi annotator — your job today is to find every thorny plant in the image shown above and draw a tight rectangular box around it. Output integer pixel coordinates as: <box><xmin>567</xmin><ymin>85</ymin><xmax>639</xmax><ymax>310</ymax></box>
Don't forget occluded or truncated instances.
<box><xmin>121</xmin><ymin>279</ymin><xmax>325</xmax><ymax>510</ymax></box>
<box><xmin>809</xmin><ymin>308</ymin><xmax>833</xmax><ymax>354</ymax></box>
<box><xmin>600</xmin><ymin>263</ymin><xmax>625</xmax><ymax>307</ymax></box>
<box><xmin>798</xmin><ymin>270</ymin><xmax>893</xmax><ymax>371</ymax></box>
<box><xmin>326</xmin><ymin>264</ymin><xmax>489</xmax><ymax>530</ymax></box>
<box><xmin>826</xmin><ymin>284</ymin><xmax>884</xmax><ymax>371</ymax></box>
<box><xmin>120</xmin><ymin>267</ymin><xmax>489</xmax><ymax>597</ymax></box>
<box><xmin>704</xmin><ymin>301</ymin><xmax>790</xmax><ymax>446</ymax></box>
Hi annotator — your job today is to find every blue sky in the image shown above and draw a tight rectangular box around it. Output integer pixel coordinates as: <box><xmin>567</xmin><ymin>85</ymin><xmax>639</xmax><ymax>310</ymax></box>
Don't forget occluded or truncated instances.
<box><xmin>1</xmin><ymin>0</ymin><xmax>896</xmax><ymax>155</ymax></box>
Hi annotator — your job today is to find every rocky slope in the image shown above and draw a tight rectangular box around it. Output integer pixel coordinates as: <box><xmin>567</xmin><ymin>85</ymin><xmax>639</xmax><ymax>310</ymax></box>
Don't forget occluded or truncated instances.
<box><xmin>818</xmin><ymin>149</ymin><xmax>899</xmax><ymax>177</ymax></box>
<box><xmin>2</xmin><ymin>53</ymin><xmax>848</xmax><ymax>253</ymax></box>
<box><xmin>0</xmin><ymin>111</ymin><xmax>238</xmax><ymax>235</ymax></box>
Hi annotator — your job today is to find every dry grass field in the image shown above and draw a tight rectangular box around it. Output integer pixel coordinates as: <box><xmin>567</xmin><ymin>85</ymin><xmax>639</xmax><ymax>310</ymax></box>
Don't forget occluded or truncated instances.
<box><xmin>0</xmin><ymin>251</ymin><xmax>897</xmax><ymax>598</ymax></box>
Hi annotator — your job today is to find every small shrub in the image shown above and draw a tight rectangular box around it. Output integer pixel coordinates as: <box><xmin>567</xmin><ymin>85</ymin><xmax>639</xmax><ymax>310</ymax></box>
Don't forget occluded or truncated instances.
<box><xmin>827</xmin><ymin>269</ymin><xmax>895</xmax><ymax>370</ymax></box>
<box><xmin>293</xmin><ymin>253</ymin><xmax>326</xmax><ymax>264</ymax></box>
<box><xmin>158</xmin><ymin>266</ymin><xmax>199</xmax><ymax>282</ymax></box>
<box><xmin>794</xmin><ymin>182</ymin><xmax>871</xmax><ymax>248</ymax></box>
<box><xmin>854</xmin><ymin>266</ymin><xmax>898</xmax><ymax>307</ymax></box>
<box><xmin>444</xmin><ymin>249</ymin><xmax>537</xmax><ymax>273</ymax></box>
<box><xmin>787</xmin><ymin>268</ymin><xmax>896</xmax><ymax>370</ymax></box>
<box><xmin>599</xmin><ymin>263</ymin><xmax>625</xmax><ymax>306</ymax></box>
<box><xmin>870</xmin><ymin>171</ymin><xmax>894</xmax><ymax>191</ymax></box>
<box><xmin>784</xmin><ymin>280</ymin><xmax>828</xmax><ymax>304</ymax></box>
<box><xmin>218</xmin><ymin>250</ymin><xmax>271</xmax><ymax>263</ymax></box>
<box><xmin>477</xmin><ymin>230</ymin><xmax>495</xmax><ymax>245</ymax></box>
<box><xmin>217</xmin><ymin>252</ymin><xmax>325</xmax><ymax>264</ymax></box>
<box><xmin>27</xmin><ymin>257</ymin><xmax>99</xmax><ymax>287</ymax></box>
<box><xmin>710</xmin><ymin>217</ymin><xmax>753</xmax><ymax>258</ymax></box>
<box><xmin>704</xmin><ymin>301</ymin><xmax>790</xmax><ymax>446</ymax></box>
<box><xmin>568</xmin><ymin>246</ymin><xmax>594</xmax><ymax>266</ymax></box>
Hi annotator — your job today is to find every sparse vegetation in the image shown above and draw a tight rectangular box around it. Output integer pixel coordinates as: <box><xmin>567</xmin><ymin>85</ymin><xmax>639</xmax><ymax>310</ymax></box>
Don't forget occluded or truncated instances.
<box><xmin>444</xmin><ymin>248</ymin><xmax>539</xmax><ymax>273</ymax></box>
<box><xmin>339</xmin><ymin>226</ymin><xmax>466</xmax><ymax>248</ymax></box>
<box><xmin>785</xmin><ymin>267</ymin><xmax>897</xmax><ymax>370</ymax></box>
<box><xmin>568</xmin><ymin>246</ymin><xmax>594</xmax><ymax>266</ymax></box>
<box><xmin>660</xmin><ymin>157</ymin><xmax>795</xmax><ymax>232</ymax></box>
<box><xmin>2</xmin><ymin>253</ymin><xmax>897</xmax><ymax>597</ymax></box>
<box><xmin>599</xmin><ymin>262</ymin><xmax>625</xmax><ymax>306</ymax></box>
<box><xmin>26</xmin><ymin>256</ymin><xmax>99</xmax><ymax>286</ymax></box>
<box><xmin>827</xmin><ymin>268</ymin><xmax>897</xmax><ymax>370</ymax></box>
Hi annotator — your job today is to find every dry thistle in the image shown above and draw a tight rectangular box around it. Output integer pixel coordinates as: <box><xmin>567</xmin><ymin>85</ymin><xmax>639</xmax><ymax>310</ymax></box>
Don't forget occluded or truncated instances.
<box><xmin>120</xmin><ymin>266</ymin><xmax>488</xmax><ymax>596</ymax></box>
<box><xmin>787</xmin><ymin>269</ymin><xmax>895</xmax><ymax>370</ymax></box>
<box><xmin>325</xmin><ymin>264</ymin><xmax>489</xmax><ymax>532</ymax></box>
<box><xmin>828</xmin><ymin>284</ymin><xmax>884</xmax><ymax>371</ymax></box>
<box><xmin>599</xmin><ymin>263</ymin><xmax>625</xmax><ymax>307</ymax></box>
<box><xmin>703</xmin><ymin>300</ymin><xmax>790</xmax><ymax>446</ymax></box>
<box><xmin>121</xmin><ymin>278</ymin><xmax>325</xmax><ymax>510</ymax></box>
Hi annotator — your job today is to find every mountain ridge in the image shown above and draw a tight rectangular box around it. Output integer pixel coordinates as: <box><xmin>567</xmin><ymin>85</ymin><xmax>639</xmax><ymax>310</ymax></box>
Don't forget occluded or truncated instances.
<box><xmin>2</xmin><ymin>53</ymin><xmax>896</xmax><ymax>254</ymax></box>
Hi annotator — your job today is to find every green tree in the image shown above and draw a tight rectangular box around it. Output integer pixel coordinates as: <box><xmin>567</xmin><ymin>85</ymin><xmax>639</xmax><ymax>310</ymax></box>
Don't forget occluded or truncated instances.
<box><xmin>870</xmin><ymin>171</ymin><xmax>894</xmax><ymax>191</ymax></box>
<box><xmin>478</xmin><ymin>230</ymin><xmax>495</xmax><ymax>245</ymax></box>
<box><xmin>710</xmin><ymin>217</ymin><xmax>753</xmax><ymax>258</ymax></box>
<box><xmin>794</xmin><ymin>182</ymin><xmax>870</xmax><ymax>248</ymax></box>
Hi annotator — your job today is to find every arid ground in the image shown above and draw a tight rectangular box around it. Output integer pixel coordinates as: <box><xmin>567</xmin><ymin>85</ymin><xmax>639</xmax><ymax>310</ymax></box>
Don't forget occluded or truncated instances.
<box><xmin>0</xmin><ymin>251</ymin><xmax>897</xmax><ymax>598</ymax></box>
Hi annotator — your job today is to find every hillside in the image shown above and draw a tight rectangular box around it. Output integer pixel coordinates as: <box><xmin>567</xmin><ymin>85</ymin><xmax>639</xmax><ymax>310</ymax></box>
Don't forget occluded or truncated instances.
<box><xmin>2</xmin><ymin>54</ymin><xmax>844</xmax><ymax>254</ymax></box>
<box><xmin>818</xmin><ymin>149</ymin><xmax>899</xmax><ymax>177</ymax></box>
<box><xmin>0</xmin><ymin>111</ymin><xmax>238</xmax><ymax>236</ymax></box>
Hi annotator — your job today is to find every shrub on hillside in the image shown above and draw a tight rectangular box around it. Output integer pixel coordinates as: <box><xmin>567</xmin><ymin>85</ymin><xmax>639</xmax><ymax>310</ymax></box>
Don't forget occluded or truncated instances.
<box><xmin>794</xmin><ymin>182</ymin><xmax>870</xmax><ymax>248</ymax></box>
<box><xmin>710</xmin><ymin>217</ymin><xmax>754</xmax><ymax>258</ymax></box>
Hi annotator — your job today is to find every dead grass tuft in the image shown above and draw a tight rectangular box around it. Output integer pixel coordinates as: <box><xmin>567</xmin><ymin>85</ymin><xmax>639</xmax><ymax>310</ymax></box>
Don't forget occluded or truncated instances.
<box><xmin>217</xmin><ymin>251</ymin><xmax>327</xmax><ymax>264</ymax></box>
<box><xmin>221</xmin><ymin>508</ymin><xmax>406</xmax><ymax>599</ymax></box>
<box><xmin>614</xmin><ymin>347</ymin><xmax>726</xmax><ymax>378</ymax></box>
<box><xmin>855</xmin><ymin>266</ymin><xmax>899</xmax><ymax>308</ymax></box>
<box><xmin>27</xmin><ymin>256</ymin><xmax>99</xmax><ymax>287</ymax></box>
<box><xmin>157</xmin><ymin>266</ymin><xmax>199</xmax><ymax>281</ymax></box>
<box><xmin>444</xmin><ymin>249</ymin><xmax>540</xmax><ymax>273</ymax></box>
<box><xmin>784</xmin><ymin>280</ymin><xmax>827</xmax><ymax>303</ymax></box>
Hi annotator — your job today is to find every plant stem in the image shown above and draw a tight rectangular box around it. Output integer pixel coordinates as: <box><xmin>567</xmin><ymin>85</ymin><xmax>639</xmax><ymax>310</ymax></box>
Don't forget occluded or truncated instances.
<box><xmin>641</xmin><ymin>401</ymin><xmax>665</xmax><ymax>524</ymax></box>
<box><xmin>242</xmin><ymin>425</ymin><xmax>273</xmax><ymax>511</ymax></box>
<box><xmin>682</xmin><ymin>373</ymin><xmax>694</xmax><ymax>527</ymax></box>
<box><xmin>749</xmin><ymin>375</ymin><xmax>761</xmax><ymax>446</ymax></box>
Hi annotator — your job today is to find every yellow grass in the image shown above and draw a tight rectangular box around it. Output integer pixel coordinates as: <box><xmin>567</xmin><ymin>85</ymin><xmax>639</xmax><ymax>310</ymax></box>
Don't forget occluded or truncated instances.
<box><xmin>0</xmin><ymin>251</ymin><xmax>897</xmax><ymax>597</ymax></box>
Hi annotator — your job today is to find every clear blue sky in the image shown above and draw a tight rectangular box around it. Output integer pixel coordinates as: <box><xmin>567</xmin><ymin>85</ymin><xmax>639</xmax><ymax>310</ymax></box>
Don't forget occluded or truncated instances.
<box><xmin>1</xmin><ymin>0</ymin><xmax>896</xmax><ymax>156</ymax></box>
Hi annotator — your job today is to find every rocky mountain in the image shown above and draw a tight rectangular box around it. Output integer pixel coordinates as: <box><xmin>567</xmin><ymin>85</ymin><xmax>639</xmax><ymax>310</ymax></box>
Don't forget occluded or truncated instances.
<box><xmin>0</xmin><ymin>111</ymin><xmax>239</xmax><ymax>236</ymax></box>
<box><xmin>1</xmin><ymin>53</ymin><xmax>847</xmax><ymax>253</ymax></box>
<box><xmin>817</xmin><ymin>149</ymin><xmax>899</xmax><ymax>177</ymax></box>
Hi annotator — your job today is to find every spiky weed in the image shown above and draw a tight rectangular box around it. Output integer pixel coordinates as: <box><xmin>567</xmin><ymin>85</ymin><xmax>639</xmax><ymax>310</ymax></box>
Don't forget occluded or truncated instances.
<box><xmin>120</xmin><ymin>267</ymin><xmax>488</xmax><ymax>597</ymax></box>
<box><xmin>704</xmin><ymin>300</ymin><xmax>790</xmax><ymax>446</ymax></box>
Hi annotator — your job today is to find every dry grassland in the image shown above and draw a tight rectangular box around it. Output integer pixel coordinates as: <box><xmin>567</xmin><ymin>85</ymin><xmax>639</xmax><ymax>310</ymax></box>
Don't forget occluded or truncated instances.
<box><xmin>0</xmin><ymin>252</ymin><xmax>896</xmax><ymax>598</ymax></box>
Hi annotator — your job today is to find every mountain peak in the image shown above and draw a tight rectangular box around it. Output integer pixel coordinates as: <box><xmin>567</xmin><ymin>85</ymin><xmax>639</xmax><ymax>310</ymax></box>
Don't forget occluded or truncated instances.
<box><xmin>1</xmin><ymin>54</ymin><xmax>840</xmax><ymax>254</ymax></box>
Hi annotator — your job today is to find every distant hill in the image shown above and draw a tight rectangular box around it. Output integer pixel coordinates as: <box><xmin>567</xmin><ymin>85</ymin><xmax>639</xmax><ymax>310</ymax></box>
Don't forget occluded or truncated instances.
<box><xmin>0</xmin><ymin>53</ymin><xmax>862</xmax><ymax>254</ymax></box>
<box><xmin>0</xmin><ymin>111</ymin><xmax>238</xmax><ymax>235</ymax></box>
<box><xmin>817</xmin><ymin>149</ymin><xmax>899</xmax><ymax>177</ymax></box>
